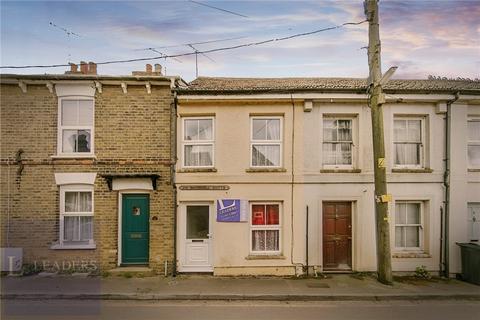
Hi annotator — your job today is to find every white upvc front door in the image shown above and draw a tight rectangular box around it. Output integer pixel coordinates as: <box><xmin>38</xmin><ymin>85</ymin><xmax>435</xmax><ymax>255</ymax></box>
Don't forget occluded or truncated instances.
<box><xmin>178</xmin><ymin>202</ymin><xmax>213</xmax><ymax>272</ymax></box>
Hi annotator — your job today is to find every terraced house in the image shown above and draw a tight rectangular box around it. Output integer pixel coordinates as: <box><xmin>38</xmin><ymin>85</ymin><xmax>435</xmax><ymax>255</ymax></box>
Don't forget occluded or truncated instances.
<box><xmin>176</xmin><ymin>77</ymin><xmax>480</xmax><ymax>277</ymax></box>
<box><xmin>1</xmin><ymin>63</ymin><xmax>184</xmax><ymax>274</ymax></box>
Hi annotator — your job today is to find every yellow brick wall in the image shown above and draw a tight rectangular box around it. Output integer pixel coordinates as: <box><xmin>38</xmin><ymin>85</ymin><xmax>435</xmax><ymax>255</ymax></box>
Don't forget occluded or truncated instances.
<box><xmin>1</xmin><ymin>83</ymin><xmax>175</xmax><ymax>274</ymax></box>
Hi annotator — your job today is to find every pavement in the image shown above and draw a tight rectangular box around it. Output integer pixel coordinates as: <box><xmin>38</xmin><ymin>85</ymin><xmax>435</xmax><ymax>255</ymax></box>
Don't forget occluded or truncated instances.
<box><xmin>1</xmin><ymin>273</ymin><xmax>480</xmax><ymax>301</ymax></box>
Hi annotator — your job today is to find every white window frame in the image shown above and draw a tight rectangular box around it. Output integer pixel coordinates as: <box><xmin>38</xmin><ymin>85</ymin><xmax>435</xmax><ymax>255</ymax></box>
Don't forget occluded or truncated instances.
<box><xmin>322</xmin><ymin>116</ymin><xmax>356</xmax><ymax>169</ymax></box>
<box><xmin>58</xmin><ymin>184</ymin><xmax>95</xmax><ymax>249</ymax></box>
<box><xmin>249</xmin><ymin>202</ymin><xmax>282</xmax><ymax>255</ymax></box>
<box><xmin>250</xmin><ymin>116</ymin><xmax>283</xmax><ymax>168</ymax></box>
<box><xmin>467</xmin><ymin>117</ymin><xmax>480</xmax><ymax>169</ymax></box>
<box><xmin>394</xmin><ymin>201</ymin><xmax>424</xmax><ymax>251</ymax></box>
<box><xmin>182</xmin><ymin>117</ymin><xmax>215</xmax><ymax>168</ymax></box>
<box><xmin>57</xmin><ymin>96</ymin><xmax>95</xmax><ymax>157</ymax></box>
<box><xmin>393</xmin><ymin>116</ymin><xmax>425</xmax><ymax>169</ymax></box>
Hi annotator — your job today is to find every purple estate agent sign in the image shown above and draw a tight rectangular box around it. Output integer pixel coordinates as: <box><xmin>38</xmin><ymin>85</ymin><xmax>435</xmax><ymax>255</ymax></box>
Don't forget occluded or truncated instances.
<box><xmin>217</xmin><ymin>199</ymin><xmax>248</xmax><ymax>222</ymax></box>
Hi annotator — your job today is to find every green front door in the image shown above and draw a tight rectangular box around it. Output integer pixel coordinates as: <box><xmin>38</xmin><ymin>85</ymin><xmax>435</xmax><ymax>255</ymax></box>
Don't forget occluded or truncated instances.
<box><xmin>122</xmin><ymin>194</ymin><xmax>149</xmax><ymax>264</ymax></box>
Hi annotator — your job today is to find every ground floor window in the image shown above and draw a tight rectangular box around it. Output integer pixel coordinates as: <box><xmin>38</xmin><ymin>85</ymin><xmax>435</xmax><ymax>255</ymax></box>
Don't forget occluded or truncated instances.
<box><xmin>394</xmin><ymin>201</ymin><xmax>423</xmax><ymax>250</ymax></box>
<box><xmin>60</xmin><ymin>185</ymin><xmax>94</xmax><ymax>246</ymax></box>
<box><xmin>250</xmin><ymin>203</ymin><xmax>281</xmax><ymax>254</ymax></box>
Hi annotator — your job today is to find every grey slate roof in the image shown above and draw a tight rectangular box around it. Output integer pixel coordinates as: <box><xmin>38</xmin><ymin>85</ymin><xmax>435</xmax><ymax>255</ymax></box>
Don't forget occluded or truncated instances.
<box><xmin>181</xmin><ymin>77</ymin><xmax>480</xmax><ymax>94</ymax></box>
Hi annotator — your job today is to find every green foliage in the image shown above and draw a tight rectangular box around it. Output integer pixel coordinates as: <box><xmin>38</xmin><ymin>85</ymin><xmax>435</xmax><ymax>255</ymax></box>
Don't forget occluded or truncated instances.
<box><xmin>21</xmin><ymin>263</ymin><xmax>42</xmax><ymax>276</ymax></box>
<box><xmin>414</xmin><ymin>265</ymin><xmax>431</xmax><ymax>279</ymax></box>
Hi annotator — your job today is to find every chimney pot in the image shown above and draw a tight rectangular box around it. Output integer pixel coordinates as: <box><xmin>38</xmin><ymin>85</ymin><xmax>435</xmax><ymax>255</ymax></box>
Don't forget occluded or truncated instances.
<box><xmin>69</xmin><ymin>63</ymin><xmax>78</xmax><ymax>73</ymax></box>
<box><xmin>154</xmin><ymin>64</ymin><xmax>162</xmax><ymax>74</ymax></box>
<box><xmin>146</xmin><ymin>64</ymin><xmax>152</xmax><ymax>73</ymax></box>
<box><xmin>80</xmin><ymin>61</ymin><xmax>88</xmax><ymax>74</ymax></box>
<box><xmin>88</xmin><ymin>62</ymin><xmax>97</xmax><ymax>75</ymax></box>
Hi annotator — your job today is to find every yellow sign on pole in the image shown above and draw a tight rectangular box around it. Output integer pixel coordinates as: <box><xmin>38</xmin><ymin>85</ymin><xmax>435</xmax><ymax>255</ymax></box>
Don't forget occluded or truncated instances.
<box><xmin>378</xmin><ymin>157</ymin><xmax>386</xmax><ymax>168</ymax></box>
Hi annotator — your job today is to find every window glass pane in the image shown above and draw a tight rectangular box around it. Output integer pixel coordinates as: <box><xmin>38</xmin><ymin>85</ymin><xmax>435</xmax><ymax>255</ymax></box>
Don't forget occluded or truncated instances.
<box><xmin>62</xmin><ymin>130</ymin><xmax>90</xmax><ymax>153</ymax></box>
<box><xmin>338</xmin><ymin>143</ymin><xmax>352</xmax><ymax>165</ymax></box>
<box><xmin>405</xmin><ymin>143</ymin><xmax>420</xmax><ymax>165</ymax></box>
<box><xmin>395</xmin><ymin>226</ymin><xmax>404</xmax><ymax>247</ymax></box>
<box><xmin>266</xmin><ymin>119</ymin><xmax>280</xmax><ymax>140</ymax></box>
<box><xmin>394</xmin><ymin>144</ymin><xmax>405</xmax><ymax>165</ymax></box>
<box><xmin>252</xmin><ymin>230</ymin><xmax>266</xmax><ymax>251</ymax></box>
<box><xmin>252</xmin><ymin>119</ymin><xmax>267</xmax><ymax>140</ymax></box>
<box><xmin>184</xmin><ymin>145</ymin><xmax>213</xmax><ymax>166</ymax></box>
<box><xmin>266</xmin><ymin>205</ymin><xmax>279</xmax><ymax>225</ymax></box>
<box><xmin>252</xmin><ymin>205</ymin><xmax>265</xmax><ymax>225</ymax></box>
<box><xmin>62</xmin><ymin>130</ymin><xmax>77</xmax><ymax>153</ymax></box>
<box><xmin>78</xmin><ymin>100</ymin><xmax>93</xmax><ymax>126</ymax></box>
<box><xmin>62</xmin><ymin>100</ymin><xmax>78</xmax><ymax>126</ymax></box>
<box><xmin>468</xmin><ymin>121</ymin><xmax>480</xmax><ymax>141</ymax></box>
<box><xmin>394</xmin><ymin>120</ymin><xmax>407</xmax><ymax>141</ymax></box>
<box><xmin>65</xmin><ymin>192</ymin><xmax>92</xmax><ymax>212</ymax></box>
<box><xmin>80</xmin><ymin>216</ymin><xmax>93</xmax><ymax>241</ymax></box>
<box><xmin>265</xmin><ymin>230</ymin><xmax>279</xmax><ymax>251</ymax></box>
<box><xmin>323</xmin><ymin>119</ymin><xmax>336</xmax><ymax>141</ymax></box>
<box><xmin>405</xmin><ymin>226</ymin><xmax>419</xmax><ymax>247</ymax></box>
<box><xmin>468</xmin><ymin>145</ymin><xmax>480</xmax><ymax>167</ymax></box>
<box><xmin>323</xmin><ymin>143</ymin><xmax>336</xmax><ymax>165</ymax></box>
<box><xmin>395</xmin><ymin>203</ymin><xmax>406</xmax><ymax>224</ymax></box>
<box><xmin>252</xmin><ymin>145</ymin><xmax>280</xmax><ymax>166</ymax></box>
<box><xmin>64</xmin><ymin>216</ymin><xmax>78</xmax><ymax>241</ymax></box>
<box><xmin>407</xmin><ymin>120</ymin><xmax>421</xmax><ymax>142</ymax></box>
<box><xmin>198</xmin><ymin>119</ymin><xmax>213</xmax><ymax>140</ymax></box>
<box><xmin>64</xmin><ymin>216</ymin><xmax>92</xmax><ymax>242</ymax></box>
<box><xmin>337</xmin><ymin>120</ymin><xmax>352</xmax><ymax>141</ymax></box>
<box><xmin>184</xmin><ymin>120</ymin><xmax>198</xmax><ymax>141</ymax></box>
<box><xmin>186</xmin><ymin>206</ymin><xmax>209</xmax><ymax>239</ymax></box>
<box><xmin>76</xmin><ymin>130</ymin><xmax>91</xmax><ymax>152</ymax></box>
<box><xmin>407</xmin><ymin>203</ymin><xmax>420</xmax><ymax>224</ymax></box>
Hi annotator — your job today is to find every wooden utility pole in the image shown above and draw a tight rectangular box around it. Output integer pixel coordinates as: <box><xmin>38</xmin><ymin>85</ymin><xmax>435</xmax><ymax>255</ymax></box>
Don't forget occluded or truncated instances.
<box><xmin>364</xmin><ymin>0</ymin><xmax>393</xmax><ymax>285</ymax></box>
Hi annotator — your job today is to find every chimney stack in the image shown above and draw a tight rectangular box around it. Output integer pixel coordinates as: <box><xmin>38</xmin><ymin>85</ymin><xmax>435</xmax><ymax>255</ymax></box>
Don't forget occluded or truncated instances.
<box><xmin>132</xmin><ymin>64</ymin><xmax>163</xmax><ymax>76</ymax></box>
<box><xmin>65</xmin><ymin>61</ymin><xmax>97</xmax><ymax>74</ymax></box>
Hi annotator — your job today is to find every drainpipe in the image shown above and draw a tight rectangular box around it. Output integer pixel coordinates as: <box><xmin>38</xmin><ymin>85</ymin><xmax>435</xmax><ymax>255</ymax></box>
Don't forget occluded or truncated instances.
<box><xmin>171</xmin><ymin>88</ymin><xmax>179</xmax><ymax>277</ymax></box>
<box><xmin>306</xmin><ymin>205</ymin><xmax>309</xmax><ymax>276</ymax></box>
<box><xmin>443</xmin><ymin>92</ymin><xmax>460</xmax><ymax>278</ymax></box>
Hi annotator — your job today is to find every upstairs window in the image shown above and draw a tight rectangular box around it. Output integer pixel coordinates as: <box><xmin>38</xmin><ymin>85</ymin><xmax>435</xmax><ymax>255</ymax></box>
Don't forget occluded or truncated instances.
<box><xmin>251</xmin><ymin>117</ymin><xmax>282</xmax><ymax>167</ymax></box>
<box><xmin>58</xmin><ymin>99</ymin><xmax>94</xmax><ymax>154</ymax></box>
<box><xmin>393</xmin><ymin>117</ymin><xmax>424</xmax><ymax>168</ymax></box>
<box><xmin>183</xmin><ymin>117</ymin><xmax>214</xmax><ymax>167</ymax></box>
<box><xmin>468</xmin><ymin>118</ymin><xmax>480</xmax><ymax>168</ymax></box>
<box><xmin>323</xmin><ymin>118</ymin><xmax>354</xmax><ymax>167</ymax></box>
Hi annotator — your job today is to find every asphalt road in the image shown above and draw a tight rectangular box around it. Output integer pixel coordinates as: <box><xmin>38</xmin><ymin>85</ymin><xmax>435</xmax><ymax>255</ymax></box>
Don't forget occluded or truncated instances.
<box><xmin>2</xmin><ymin>300</ymin><xmax>480</xmax><ymax>320</ymax></box>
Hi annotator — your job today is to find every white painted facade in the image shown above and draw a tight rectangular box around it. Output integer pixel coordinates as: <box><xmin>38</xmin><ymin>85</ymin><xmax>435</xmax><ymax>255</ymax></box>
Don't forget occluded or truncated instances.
<box><xmin>176</xmin><ymin>92</ymin><xmax>480</xmax><ymax>276</ymax></box>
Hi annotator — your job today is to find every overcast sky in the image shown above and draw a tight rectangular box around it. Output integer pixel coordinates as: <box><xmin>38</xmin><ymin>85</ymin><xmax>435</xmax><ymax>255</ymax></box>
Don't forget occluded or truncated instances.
<box><xmin>1</xmin><ymin>0</ymin><xmax>479</xmax><ymax>82</ymax></box>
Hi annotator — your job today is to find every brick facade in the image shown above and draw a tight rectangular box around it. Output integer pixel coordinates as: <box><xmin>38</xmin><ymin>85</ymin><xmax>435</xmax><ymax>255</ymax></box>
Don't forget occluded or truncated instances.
<box><xmin>1</xmin><ymin>78</ymin><xmax>176</xmax><ymax>274</ymax></box>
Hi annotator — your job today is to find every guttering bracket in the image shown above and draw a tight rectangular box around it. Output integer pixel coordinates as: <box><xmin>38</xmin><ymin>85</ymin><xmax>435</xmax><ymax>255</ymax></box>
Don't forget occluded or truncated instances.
<box><xmin>46</xmin><ymin>82</ymin><xmax>54</xmax><ymax>94</ymax></box>
<box><xmin>95</xmin><ymin>81</ymin><xmax>103</xmax><ymax>94</ymax></box>
<box><xmin>146</xmin><ymin>82</ymin><xmax>151</xmax><ymax>94</ymax></box>
<box><xmin>120</xmin><ymin>82</ymin><xmax>127</xmax><ymax>94</ymax></box>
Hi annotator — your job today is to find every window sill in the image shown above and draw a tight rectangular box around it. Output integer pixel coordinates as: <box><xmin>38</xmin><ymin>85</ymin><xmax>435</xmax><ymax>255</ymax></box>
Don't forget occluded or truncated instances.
<box><xmin>51</xmin><ymin>155</ymin><xmax>96</xmax><ymax>160</ymax></box>
<box><xmin>245</xmin><ymin>168</ymin><xmax>287</xmax><ymax>173</ymax></box>
<box><xmin>177</xmin><ymin>168</ymin><xmax>217</xmax><ymax>173</ymax></box>
<box><xmin>320</xmin><ymin>169</ymin><xmax>361</xmax><ymax>173</ymax></box>
<box><xmin>392</xmin><ymin>252</ymin><xmax>431</xmax><ymax>259</ymax></box>
<box><xmin>50</xmin><ymin>243</ymin><xmax>96</xmax><ymax>250</ymax></box>
<box><xmin>245</xmin><ymin>254</ymin><xmax>286</xmax><ymax>260</ymax></box>
<box><xmin>391</xmin><ymin>168</ymin><xmax>433</xmax><ymax>173</ymax></box>
<box><xmin>467</xmin><ymin>168</ymin><xmax>480</xmax><ymax>172</ymax></box>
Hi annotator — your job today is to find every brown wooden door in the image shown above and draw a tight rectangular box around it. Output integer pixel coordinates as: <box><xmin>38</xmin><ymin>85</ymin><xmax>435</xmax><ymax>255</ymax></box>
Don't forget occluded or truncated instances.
<box><xmin>323</xmin><ymin>202</ymin><xmax>352</xmax><ymax>270</ymax></box>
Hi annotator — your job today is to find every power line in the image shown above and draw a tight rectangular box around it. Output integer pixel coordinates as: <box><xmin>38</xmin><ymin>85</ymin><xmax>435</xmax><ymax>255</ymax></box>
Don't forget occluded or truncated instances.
<box><xmin>188</xmin><ymin>0</ymin><xmax>249</xmax><ymax>18</ymax></box>
<box><xmin>49</xmin><ymin>22</ymin><xmax>81</xmax><ymax>37</ymax></box>
<box><xmin>0</xmin><ymin>20</ymin><xmax>367</xmax><ymax>69</ymax></box>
